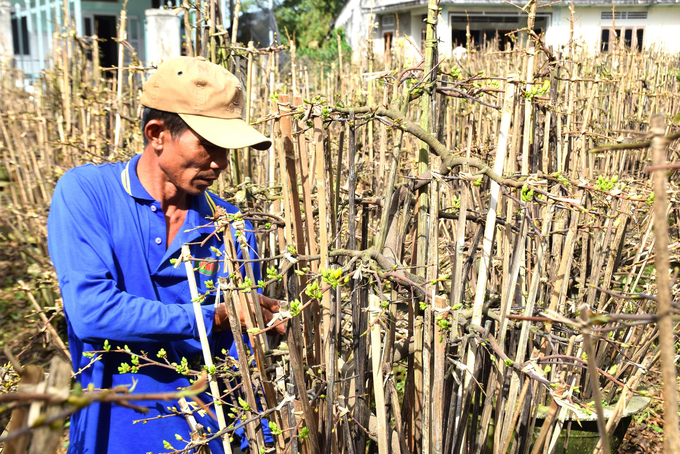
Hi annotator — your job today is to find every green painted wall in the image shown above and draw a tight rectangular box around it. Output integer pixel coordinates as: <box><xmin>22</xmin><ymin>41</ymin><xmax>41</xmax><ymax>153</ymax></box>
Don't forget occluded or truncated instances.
<box><xmin>80</xmin><ymin>1</ymin><xmax>153</xmax><ymax>19</ymax></box>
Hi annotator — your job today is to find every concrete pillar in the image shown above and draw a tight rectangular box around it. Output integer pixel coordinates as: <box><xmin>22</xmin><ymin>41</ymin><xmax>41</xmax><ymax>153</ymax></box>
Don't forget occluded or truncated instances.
<box><xmin>0</xmin><ymin>1</ymin><xmax>13</xmax><ymax>62</ymax></box>
<box><xmin>437</xmin><ymin>7</ymin><xmax>452</xmax><ymax>57</ymax></box>
<box><xmin>409</xmin><ymin>11</ymin><xmax>421</xmax><ymax>61</ymax></box>
<box><xmin>145</xmin><ymin>9</ymin><xmax>180</xmax><ymax>66</ymax></box>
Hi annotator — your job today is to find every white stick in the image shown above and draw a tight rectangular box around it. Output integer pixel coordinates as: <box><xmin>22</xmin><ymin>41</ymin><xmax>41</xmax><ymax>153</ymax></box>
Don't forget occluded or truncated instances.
<box><xmin>465</xmin><ymin>78</ymin><xmax>516</xmax><ymax>392</ymax></box>
<box><xmin>182</xmin><ymin>245</ymin><xmax>233</xmax><ymax>454</ymax></box>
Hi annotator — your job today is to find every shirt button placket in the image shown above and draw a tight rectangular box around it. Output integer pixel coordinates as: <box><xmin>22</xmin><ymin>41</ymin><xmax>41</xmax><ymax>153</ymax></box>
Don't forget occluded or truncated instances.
<box><xmin>155</xmin><ymin>237</ymin><xmax>162</xmax><ymax>245</ymax></box>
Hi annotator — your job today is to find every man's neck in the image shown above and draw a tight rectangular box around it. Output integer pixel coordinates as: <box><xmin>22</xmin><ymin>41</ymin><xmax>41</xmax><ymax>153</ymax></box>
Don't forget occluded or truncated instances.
<box><xmin>137</xmin><ymin>150</ymin><xmax>190</xmax><ymax>247</ymax></box>
<box><xmin>137</xmin><ymin>150</ymin><xmax>190</xmax><ymax>211</ymax></box>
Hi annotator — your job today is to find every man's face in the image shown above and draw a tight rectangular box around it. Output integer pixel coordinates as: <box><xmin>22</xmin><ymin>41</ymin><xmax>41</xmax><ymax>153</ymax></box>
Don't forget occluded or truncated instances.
<box><xmin>157</xmin><ymin>127</ymin><xmax>228</xmax><ymax>196</ymax></box>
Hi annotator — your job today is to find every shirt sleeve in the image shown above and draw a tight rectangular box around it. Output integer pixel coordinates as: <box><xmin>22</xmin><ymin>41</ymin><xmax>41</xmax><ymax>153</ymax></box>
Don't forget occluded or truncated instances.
<box><xmin>47</xmin><ymin>169</ymin><xmax>215</xmax><ymax>345</ymax></box>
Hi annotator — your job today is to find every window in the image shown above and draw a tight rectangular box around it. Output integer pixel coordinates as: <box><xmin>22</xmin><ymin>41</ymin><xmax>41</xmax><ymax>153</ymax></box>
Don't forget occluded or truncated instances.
<box><xmin>453</xmin><ymin>30</ymin><xmax>467</xmax><ymax>47</ymax></box>
<box><xmin>126</xmin><ymin>16</ymin><xmax>142</xmax><ymax>63</ymax></box>
<box><xmin>601</xmin><ymin>28</ymin><xmax>618</xmax><ymax>52</ymax></box>
<box><xmin>450</xmin><ymin>12</ymin><xmax>541</xmax><ymax>50</ymax></box>
<box><xmin>601</xmin><ymin>11</ymin><xmax>647</xmax><ymax>20</ymax></box>
<box><xmin>636</xmin><ymin>29</ymin><xmax>644</xmax><ymax>51</ymax></box>
<box><xmin>601</xmin><ymin>27</ymin><xmax>643</xmax><ymax>52</ymax></box>
<box><xmin>384</xmin><ymin>31</ymin><xmax>393</xmax><ymax>52</ymax></box>
<box><xmin>151</xmin><ymin>0</ymin><xmax>175</xmax><ymax>7</ymax></box>
<box><xmin>83</xmin><ymin>16</ymin><xmax>93</xmax><ymax>36</ymax></box>
<box><xmin>600</xmin><ymin>29</ymin><xmax>609</xmax><ymax>52</ymax></box>
<box><xmin>623</xmin><ymin>28</ymin><xmax>632</xmax><ymax>48</ymax></box>
<box><xmin>382</xmin><ymin>15</ymin><xmax>395</xmax><ymax>27</ymax></box>
<box><xmin>11</xmin><ymin>16</ymin><xmax>30</xmax><ymax>55</ymax></box>
<box><xmin>451</xmin><ymin>14</ymin><xmax>519</xmax><ymax>24</ymax></box>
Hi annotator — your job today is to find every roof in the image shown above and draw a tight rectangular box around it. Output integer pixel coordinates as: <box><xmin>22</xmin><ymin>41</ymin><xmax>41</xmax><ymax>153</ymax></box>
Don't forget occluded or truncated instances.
<box><xmin>367</xmin><ymin>0</ymin><xmax>680</xmax><ymax>13</ymax></box>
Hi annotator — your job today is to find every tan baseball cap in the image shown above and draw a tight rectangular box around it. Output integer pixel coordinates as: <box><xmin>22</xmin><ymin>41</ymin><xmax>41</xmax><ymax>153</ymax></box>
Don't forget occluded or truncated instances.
<box><xmin>141</xmin><ymin>56</ymin><xmax>271</xmax><ymax>150</ymax></box>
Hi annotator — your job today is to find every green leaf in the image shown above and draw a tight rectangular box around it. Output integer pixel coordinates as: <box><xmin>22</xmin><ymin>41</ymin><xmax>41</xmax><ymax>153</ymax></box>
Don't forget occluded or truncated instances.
<box><xmin>238</xmin><ymin>396</ymin><xmax>251</xmax><ymax>412</ymax></box>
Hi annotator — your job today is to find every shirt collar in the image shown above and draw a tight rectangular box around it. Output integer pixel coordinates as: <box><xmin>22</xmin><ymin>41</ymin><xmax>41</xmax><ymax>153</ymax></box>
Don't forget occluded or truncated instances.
<box><xmin>120</xmin><ymin>154</ymin><xmax>222</xmax><ymax>260</ymax></box>
<box><xmin>120</xmin><ymin>154</ymin><xmax>155</xmax><ymax>201</ymax></box>
<box><xmin>161</xmin><ymin>191</ymin><xmax>221</xmax><ymax>267</ymax></box>
<box><xmin>184</xmin><ymin>192</ymin><xmax>218</xmax><ymax>236</ymax></box>
<box><xmin>120</xmin><ymin>155</ymin><xmax>219</xmax><ymax>219</ymax></box>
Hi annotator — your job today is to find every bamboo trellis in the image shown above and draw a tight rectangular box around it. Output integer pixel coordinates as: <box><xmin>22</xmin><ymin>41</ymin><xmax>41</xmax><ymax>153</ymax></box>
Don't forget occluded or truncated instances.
<box><xmin>1</xmin><ymin>1</ymin><xmax>680</xmax><ymax>453</ymax></box>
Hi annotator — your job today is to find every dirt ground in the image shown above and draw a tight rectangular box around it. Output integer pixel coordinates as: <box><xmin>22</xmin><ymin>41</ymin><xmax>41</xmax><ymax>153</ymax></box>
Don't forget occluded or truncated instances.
<box><xmin>617</xmin><ymin>371</ymin><xmax>669</xmax><ymax>454</ymax></box>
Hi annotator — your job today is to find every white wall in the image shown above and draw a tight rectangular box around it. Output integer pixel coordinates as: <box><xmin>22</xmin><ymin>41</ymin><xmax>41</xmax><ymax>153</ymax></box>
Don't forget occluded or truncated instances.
<box><xmin>438</xmin><ymin>6</ymin><xmax>452</xmax><ymax>56</ymax></box>
<box><xmin>0</xmin><ymin>0</ymin><xmax>11</xmax><ymax>61</ymax></box>
<box><xmin>335</xmin><ymin>0</ymin><xmax>370</xmax><ymax>59</ymax></box>
<box><xmin>545</xmin><ymin>6</ymin><xmax>680</xmax><ymax>53</ymax></box>
<box><xmin>340</xmin><ymin>4</ymin><xmax>680</xmax><ymax>57</ymax></box>
<box><xmin>548</xmin><ymin>8</ymin><xmax>602</xmax><ymax>52</ymax></box>
<box><xmin>645</xmin><ymin>8</ymin><xmax>680</xmax><ymax>53</ymax></box>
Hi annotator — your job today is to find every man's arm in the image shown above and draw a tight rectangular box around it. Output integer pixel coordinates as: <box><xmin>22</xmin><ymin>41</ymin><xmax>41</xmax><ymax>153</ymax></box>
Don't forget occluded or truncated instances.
<box><xmin>48</xmin><ymin>169</ymin><xmax>215</xmax><ymax>344</ymax></box>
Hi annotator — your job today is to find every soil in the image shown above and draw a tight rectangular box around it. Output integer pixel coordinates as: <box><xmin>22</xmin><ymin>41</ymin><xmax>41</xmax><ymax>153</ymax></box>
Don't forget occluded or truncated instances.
<box><xmin>617</xmin><ymin>369</ymin><xmax>670</xmax><ymax>453</ymax></box>
<box><xmin>0</xmin><ymin>241</ymin><xmax>65</xmax><ymax>367</ymax></box>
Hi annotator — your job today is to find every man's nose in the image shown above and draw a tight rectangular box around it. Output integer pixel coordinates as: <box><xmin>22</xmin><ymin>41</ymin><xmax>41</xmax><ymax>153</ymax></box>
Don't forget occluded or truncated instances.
<box><xmin>210</xmin><ymin>151</ymin><xmax>229</xmax><ymax>170</ymax></box>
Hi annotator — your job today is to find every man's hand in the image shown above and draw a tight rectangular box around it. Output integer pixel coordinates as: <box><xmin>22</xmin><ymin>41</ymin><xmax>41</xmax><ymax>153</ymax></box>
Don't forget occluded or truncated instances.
<box><xmin>213</xmin><ymin>295</ymin><xmax>286</xmax><ymax>335</ymax></box>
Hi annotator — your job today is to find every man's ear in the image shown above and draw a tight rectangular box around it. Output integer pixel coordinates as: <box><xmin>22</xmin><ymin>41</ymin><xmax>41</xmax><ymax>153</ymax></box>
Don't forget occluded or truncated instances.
<box><xmin>144</xmin><ymin>119</ymin><xmax>166</xmax><ymax>151</ymax></box>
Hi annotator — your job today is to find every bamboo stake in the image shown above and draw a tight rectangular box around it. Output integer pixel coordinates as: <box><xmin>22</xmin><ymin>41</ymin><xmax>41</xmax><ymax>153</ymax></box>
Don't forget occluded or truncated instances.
<box><xmin>223</xmin><ymin>230</ymin><xmax>283</xmax><ymax>449</ymax></box>
<box><xmin>580</xmin><ymin>303</ymin><xmax>611</xmax><ymax>454</ymax></box>
<box><xmin>314</xmin><ymin>115</ymin><xmax>336</xmax><ymax>454</ymax></box>
<box><xmin>113</xmin><ymin>8</ymin><xmax>126</xmax><ymax>151</ymax></box>
<box><xmin>431</xmin><ymin>207</ymin><xmax>446</xmax><ymax>454</ymax></box>
<box><xmin>244</xmin><ymin>41</ymin><xmax>255</xmax><ymax>180</ymax></box>
<box><xmin>414</xmin><ymin>2</ymin><xmax>439</xmax><ymax>448</ymax></box>
<box><xmin>369</xmin><ymin>294</ymin><xmax>389</xmax><ymax>454</ymax></box>
<box><xmin>230</xmin><ymin>0</ymin><xmax>241</xmax><ymax>46</ymax></box>
<box><xmin>650</xmin><ymin>113</ymin><xmax>680</xmax><ymax>452</ymax></box>
<box><xmin>284</xmin><ymin>298</ymin><xmax>321</xmax><ymax>453</ymax></box>
<box><xmin>183</xmin><ymin>1</ymin><xmax>194</xmax><ymax>57</ymax></box>
<box><xmin>181</xmin><ymin>245</ymin><xmax>233</xmax><ymax>454</ymax></box>
<box><xmin>521</xmin><ymin>49</ymin><xmax>535</xmax><ymax>175</ymax></box>
<box><xmin>466</xmin><ymin>77</ymin><xmax>515</xmax><ymax>389</ymax></box>
<box><xmin>210</xmin><ymin>0</ymin><xmax>216</xmax><ymax>63</ymax></box>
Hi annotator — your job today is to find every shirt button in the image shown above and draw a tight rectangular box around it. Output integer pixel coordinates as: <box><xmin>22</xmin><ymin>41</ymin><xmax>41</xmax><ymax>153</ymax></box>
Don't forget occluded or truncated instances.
<box><xmin>150</xmin><ymin>205</ymin><xmax>157</xmax><ymax>212</ymax></box>
<box><xmin>155</xmin><ymin>237</ymin><xmax>162</xmax><ymax>245</ymax></box>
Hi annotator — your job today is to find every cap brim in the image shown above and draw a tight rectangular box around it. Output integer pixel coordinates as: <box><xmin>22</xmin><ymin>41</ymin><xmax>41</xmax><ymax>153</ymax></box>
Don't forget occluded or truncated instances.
<box><xmin>179</xmin><ymin>113</ymin><xmax>272</xmax><ymax>150</ymax></box>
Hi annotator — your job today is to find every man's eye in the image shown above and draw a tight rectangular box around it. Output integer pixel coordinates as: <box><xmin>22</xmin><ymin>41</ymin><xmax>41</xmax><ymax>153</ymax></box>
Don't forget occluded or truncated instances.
<box><xmin>201</xmin><ymin>143</ymin><xmax>219</xmax><ymax>152</ymax></box>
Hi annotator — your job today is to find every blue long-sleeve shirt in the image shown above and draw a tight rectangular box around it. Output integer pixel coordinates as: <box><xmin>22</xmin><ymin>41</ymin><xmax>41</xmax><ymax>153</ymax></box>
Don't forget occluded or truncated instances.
<box><xmin>48</xmin><ymin>154</ymin><xmax>262</xmax><ymax>453</ymax></box>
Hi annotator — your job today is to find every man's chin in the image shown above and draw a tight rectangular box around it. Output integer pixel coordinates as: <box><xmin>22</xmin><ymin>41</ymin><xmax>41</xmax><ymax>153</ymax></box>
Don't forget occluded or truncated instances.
<box><xmin>187</xmin><ymin>182</ymin><xmax>213</xmax><ymax>195</ymax></box>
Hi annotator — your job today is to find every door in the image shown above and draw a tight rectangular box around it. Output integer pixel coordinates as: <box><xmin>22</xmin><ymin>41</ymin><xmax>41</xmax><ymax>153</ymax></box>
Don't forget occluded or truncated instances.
<box><xmin>82</xmin><ymin>13</ymin><xmax>118</xmax><ymax>69</ymax></box>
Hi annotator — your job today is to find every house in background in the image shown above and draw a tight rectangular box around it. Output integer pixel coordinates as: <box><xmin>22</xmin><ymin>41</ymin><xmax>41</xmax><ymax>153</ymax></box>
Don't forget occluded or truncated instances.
<box><xmin>2</xmin><ymin>0</ymin><xmax>156</xmax><ymax>76</ymax></box>
<box><xmin>0</xmin><ymin>0</ymin><xmax>242</xmax><ymax>77</ymax></box>
<box><xmin>334</xmin><ymin>0</ymin><xmax>680</xmax><ymax>60</ymax></box>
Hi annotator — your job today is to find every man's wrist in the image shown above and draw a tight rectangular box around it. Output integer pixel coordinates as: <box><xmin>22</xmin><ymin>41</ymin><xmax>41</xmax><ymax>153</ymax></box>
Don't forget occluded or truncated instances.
<box><xmin>213</xmin><ymin>304</ymin><xmax>230</xmax><ymax>332</ymax></box>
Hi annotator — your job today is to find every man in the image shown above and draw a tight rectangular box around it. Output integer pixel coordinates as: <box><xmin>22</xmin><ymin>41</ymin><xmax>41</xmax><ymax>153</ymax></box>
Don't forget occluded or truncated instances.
<box><xmin>48</xmin><ymin>56</ymin><xmax>283</xmax><ymax>453</ymax></box>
